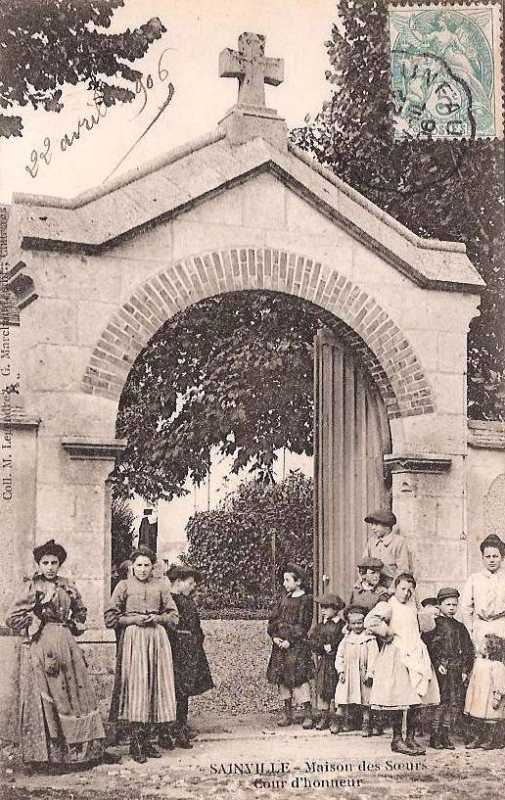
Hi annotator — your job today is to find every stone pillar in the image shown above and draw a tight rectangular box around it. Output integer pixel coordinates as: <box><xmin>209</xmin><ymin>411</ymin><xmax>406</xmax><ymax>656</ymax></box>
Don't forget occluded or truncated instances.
<box><xmin>59</xmin><ymin>438</ymin><xmax>125</xmax><ymax>640</ymax></box>
<box><xmin>386</xmin><ymin>453</ymin><xmax>469</xmax><ymax>596</ymax></box>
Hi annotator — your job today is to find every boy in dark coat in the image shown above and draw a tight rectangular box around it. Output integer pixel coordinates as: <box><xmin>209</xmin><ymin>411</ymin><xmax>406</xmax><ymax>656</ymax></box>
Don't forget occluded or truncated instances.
<box><xmin>267</xmin><ymin>563</ymin><xmax>314</xmax><ymax>729</ymax></box>
<box><xmin>162</xmin><ymin>564</ymin><xmax>214</xmax><ymax>749</ymax></box>
<box><xmin>426</xmin><ymin>587</ymin><xmax>475</xmax><ymax>749</ymax></box>
<box><xmin>308</xmin><ymin>594</ymin><xmax>346</xmax><ymax>730</ymax></box>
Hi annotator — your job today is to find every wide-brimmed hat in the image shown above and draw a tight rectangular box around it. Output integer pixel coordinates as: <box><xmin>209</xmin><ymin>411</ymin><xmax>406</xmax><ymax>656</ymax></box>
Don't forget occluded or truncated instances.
<box><xmin>357</xmin><ymin>556</ymin><xmax>384</xmax><ymax>571</ymax></box>
<box><xmin>364</xmin><ymin>509</ymin><xmax>397</xmax><ymax>528</ymax></box>
<box><xmin>480</xmin><ymin>534</ymin><xmax>505</xmax><ymax>556</ymax></box>
<box><xmin>33</xmin><ymin>539</ymin><xmax>67</xmax><ymax>565</ymax></box>
<box><xmin>315</xmin><ymin>593</ymin><xmax>345</xmax><ymax>611</ymax></box>
<box><xmin>166</xmin><ymin>564</ymin><xmax>203</xmax><ymax>583</ymax></box>
<box><xmin>437</xmin><ymin>587</ymin><xmax>460</xmax><ymax>602</ymax></box>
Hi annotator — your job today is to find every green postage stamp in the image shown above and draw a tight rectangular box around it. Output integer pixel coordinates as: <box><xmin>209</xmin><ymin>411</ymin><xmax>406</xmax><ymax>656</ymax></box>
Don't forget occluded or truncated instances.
<box><xmin>389</xmin><ymin>2</ymin><xmax>504</xmax><ymax>139</ymax></box>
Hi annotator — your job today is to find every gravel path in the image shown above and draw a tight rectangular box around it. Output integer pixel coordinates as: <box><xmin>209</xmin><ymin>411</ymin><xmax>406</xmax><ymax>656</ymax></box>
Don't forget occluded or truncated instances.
<box><xmin>1</xmin><ymin>714</ymin><xmax>504</xmax><ymax>800</ymax></box>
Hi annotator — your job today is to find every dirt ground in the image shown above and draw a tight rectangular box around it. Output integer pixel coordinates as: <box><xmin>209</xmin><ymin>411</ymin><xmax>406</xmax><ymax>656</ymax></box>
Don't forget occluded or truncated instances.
<box><xmin>1</xmin><ymin>714</ymin><xmax>504</xmax><ymax>800</ymax></box>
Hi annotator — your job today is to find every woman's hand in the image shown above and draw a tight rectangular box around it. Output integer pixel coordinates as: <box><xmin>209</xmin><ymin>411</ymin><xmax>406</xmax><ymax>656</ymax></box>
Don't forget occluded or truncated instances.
<box><xmin>324</xmin><ymin>643</ymin><xmax>332</xmax><ymax>653</ymax></box>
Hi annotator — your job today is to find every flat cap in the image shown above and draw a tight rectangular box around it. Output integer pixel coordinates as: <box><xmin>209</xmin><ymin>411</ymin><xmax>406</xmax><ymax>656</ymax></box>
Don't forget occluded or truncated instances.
<box><xmin>357</xmin><ymin>556</ymin><xmax>384</xmax><ymax>570</ymax></box>
<box><xmin>437</xmin><ymin>587</ymin><xmax>460</xmax><ymax>602</ymax></box>
<box><xmin>364</xmin><ymin>509</ymin><xmax>397</xmax><ymax>527</ymax></box>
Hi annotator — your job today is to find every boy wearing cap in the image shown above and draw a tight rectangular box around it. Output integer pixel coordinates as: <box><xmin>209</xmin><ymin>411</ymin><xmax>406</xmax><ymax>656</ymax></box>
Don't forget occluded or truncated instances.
<box><xmin>308</xmin><ymin>595</ymin><xmax>346</xmax><ymax>730</ymax></box>
<box><xmin>349</xmin><ymin>557</ymin><xmax>392</xmax><ymax>613</ymax></box>
<box><xmin>362</xmin><ymin>509</ymin><xmax>413</xmax><ymax>580</ymax></box>
<box><xmin>425</xmin><ymin>588</ymin><xmax>474</xmax><ymax>749</ymax></box>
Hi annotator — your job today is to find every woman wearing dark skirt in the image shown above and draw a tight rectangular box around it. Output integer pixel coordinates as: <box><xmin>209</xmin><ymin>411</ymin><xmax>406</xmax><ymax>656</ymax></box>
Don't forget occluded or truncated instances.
<box><xmin>105</xmin><ymin>546</ymin><xmax>179</xmax><ymax>763</ymax></box>
<box><xmin>6</xmin><ymin>540</ymin><xmax>106</xmax><ymax>767</ymax></box>
<box><xmin>267</xmin><ymin>562</ymin><xmax>314</xmax><ymax>729</ymax></box>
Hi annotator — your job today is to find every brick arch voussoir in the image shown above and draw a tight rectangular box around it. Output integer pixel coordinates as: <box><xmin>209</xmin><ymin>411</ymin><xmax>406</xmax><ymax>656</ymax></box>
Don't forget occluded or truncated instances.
<box><xmin>81</xmin><ymin>247</ymin><xmax>435</xmax><ymax>418</ymax></box>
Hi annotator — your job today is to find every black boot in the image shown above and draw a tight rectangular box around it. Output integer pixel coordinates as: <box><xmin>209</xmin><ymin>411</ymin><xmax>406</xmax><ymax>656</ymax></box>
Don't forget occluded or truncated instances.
<box><xmin>129</xmin><ymin>723</ymin><xmax>146</xmax><ymax>763</ymax></box>
<box><xmin>329</xmin><ymin>714</ymin><xmax>341</xmax><ymax>735</ymax></box>
<box><xmin>466</xmin><ymin>722</ymin><xmax>489</xmax><ymax>749</ymax></box>
<box><xmin>406</xmin><ymin>710</ymin><xmax>426</xmax><ymax>755</ymax></box>
<box><xmin>481</xmin><ymin>726</ymin><xmax>500</xmax><ymax>750</ymax></box>
<box><xmin>141</xmin><ymin>725</ymin><xmax>162</xmax><ymax>758</ymax></box>
<box><xmin>173</xmin><ymin>724</ymin><xmax>193</xmax><ymax>749</ymax></box>
<box><xmin>429</xmin><ymin>729</ymin><xmax>444</xmax><ymax>749</ymax></box>
<box><xmin>277</xmin><ymin>700</ymin><xmax>293</xmax><ymax>727</ymax></box>
<box><xmin>439</xmin><ymin>728</ymin><xmax>455</xmax><ymax>750</ymax></box>
<box><xmin>158</xmin><ymin>724</ymin><xmax>175</xmax><ymax>750</ymax></box>
<box><xmin>315</xmin><ymin>710</ymin><xmax>330</xmax><ymax>731</ymax></box>
<box><xmin>301</xmin><ymin>702</ymin><xmax>314</xmax><ymax>730</ymax></box>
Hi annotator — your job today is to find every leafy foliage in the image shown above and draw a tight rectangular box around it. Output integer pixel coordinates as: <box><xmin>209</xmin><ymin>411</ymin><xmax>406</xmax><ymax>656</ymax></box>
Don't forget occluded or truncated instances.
<box><xmin>115</xmin><ymin>291</ymin><xmax>347</xmax><ymax>502</ymax></box>
<box><xmin>290</xmin><ymin>0</ymin><xmax>505</xmax><ymax>419</ymax></box>
<box><xmin>0</xmin><ymin>0</ymin><xmax>166</xmax><ymax>137</ymax></box>
<box><xmin>184</xmin><ymin>472</ymin><xmax>313</xmax><ymax>610</ymax></box>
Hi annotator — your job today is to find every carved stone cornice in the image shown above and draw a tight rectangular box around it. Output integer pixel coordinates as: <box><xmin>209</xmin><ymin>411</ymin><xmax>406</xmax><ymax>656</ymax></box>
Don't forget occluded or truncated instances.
<box><xmin>61</xmin><ymin>437</ymin><xmax>127</xmax><ymax>461</ymax></box>
<box><xmin>384</xmin><ymin>453</ymin><xmax>452</xmax><ymax>474</ymax></box>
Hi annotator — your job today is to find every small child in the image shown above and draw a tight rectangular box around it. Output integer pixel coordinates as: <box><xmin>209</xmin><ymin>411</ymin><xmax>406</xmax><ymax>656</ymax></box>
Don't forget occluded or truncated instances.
<box><xmin>267</xmin><ymin>562</ymin><xmax>314</xmax><ymax>729</ymax></box>
<box><xmin>349</xmin><ymin>557</ymin><xmax>392</xmax><ymax>612</ymax></box>
<box><xmin>308</xmin><ymin>594</ymin><xmax>346</xmax><ymax>730</ymax></box>
<box><xmin>425</xmin><ymin>588</ymin><xmax>474</xmax><ymax>749</ymax></box>
<box><xmin>465</xmin><ymin>633</ymin><xmax>505</xmax><ymax>750</ymax></box>
<box><xmin>333</xmin><ymin>606</ymin><xmax>379</xmax><ymax>736</ymax></box>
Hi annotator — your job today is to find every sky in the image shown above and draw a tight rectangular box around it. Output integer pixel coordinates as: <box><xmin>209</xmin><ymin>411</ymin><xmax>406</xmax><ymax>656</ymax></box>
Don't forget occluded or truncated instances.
<box><xmin>0</xmin><ymin>0</ymin><xmax>337</xmax><ymax>203</ymax></box>
<box><xmin>1</xmin><ymin>0</ymin><xmax>336</xmax><ymax>550</ymax></box>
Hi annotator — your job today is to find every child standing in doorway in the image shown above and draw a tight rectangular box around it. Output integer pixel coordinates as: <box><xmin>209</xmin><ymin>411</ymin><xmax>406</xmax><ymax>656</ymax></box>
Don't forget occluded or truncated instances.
<box><xmin>267</xmin><ymin>562</ymin><xmax>314</xmax><ymax>729</ymax></box>
<box><xmin>334</xmin><ymin>606</ymin><xmax>379</xmax><ymax>736</ymax></box>
<box><xmin>308</xmin><ymin>594</ymin><xmax>346</xmax><ymax>730</ymax></box>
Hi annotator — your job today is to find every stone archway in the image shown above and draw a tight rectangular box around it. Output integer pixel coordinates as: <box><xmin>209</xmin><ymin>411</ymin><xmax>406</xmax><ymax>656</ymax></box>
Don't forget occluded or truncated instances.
<box><xmin>82</xmin><ymin>246</ymin><xmax>435</xmax><ymax>424</ymax></box>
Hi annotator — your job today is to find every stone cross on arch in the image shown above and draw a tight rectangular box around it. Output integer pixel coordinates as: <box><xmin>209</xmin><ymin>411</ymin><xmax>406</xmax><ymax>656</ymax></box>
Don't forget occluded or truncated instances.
<box><xmin>219</xmin><ymin>32</ymin><xmax>284</xmax><ymax>109</ymax></box>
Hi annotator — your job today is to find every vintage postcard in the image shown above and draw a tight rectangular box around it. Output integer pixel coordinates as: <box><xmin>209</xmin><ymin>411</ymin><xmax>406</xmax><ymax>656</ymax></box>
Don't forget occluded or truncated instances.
<box><xmin>0</xmin><ymin>1</ymin><xmax>504</xmax><ymax>799</ymax></box>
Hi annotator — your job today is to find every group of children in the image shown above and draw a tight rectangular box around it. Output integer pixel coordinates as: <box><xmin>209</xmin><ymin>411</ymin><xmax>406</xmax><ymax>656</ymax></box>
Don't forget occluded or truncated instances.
<box><xmin>7</xmin><ymin>514</ymin><xmax>505</xmax><ymax>769</ymax></box>
<box><xmin>266</xmin><ymin>525</ymin><xmax>505</xmax><ymax>756</ymax></box>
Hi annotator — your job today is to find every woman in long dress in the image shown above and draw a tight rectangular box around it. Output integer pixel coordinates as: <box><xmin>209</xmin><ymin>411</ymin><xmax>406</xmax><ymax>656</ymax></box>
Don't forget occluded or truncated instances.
<box><xmin>105</xmin><ymin>546</ymin><xmax>179</xmax><ymax>763</ymax></box>
<box><xmin>6</xmin><ymin>540</ymin><xmax>106</xmax><ymax>767</ymax></box>
<box><xmin>365</xmin><ymin>572</ymin><xmax>440</xmax><ymax>755</ymax></box>
<box><xmin>461</xmin><ymin>534</ymin><xmax>505</xmax><ymax>748</ymax></box>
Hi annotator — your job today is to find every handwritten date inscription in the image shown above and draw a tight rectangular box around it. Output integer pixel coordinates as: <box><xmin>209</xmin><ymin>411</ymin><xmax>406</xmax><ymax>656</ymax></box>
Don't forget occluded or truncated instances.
<box><xmin>26</xmin><ymin>48</ymin><xmax>174</xmax><ymax>179</ymax></box>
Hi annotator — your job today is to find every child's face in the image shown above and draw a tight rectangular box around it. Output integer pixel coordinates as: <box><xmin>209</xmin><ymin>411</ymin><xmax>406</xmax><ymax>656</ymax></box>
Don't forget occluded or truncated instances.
<box><xmin>347</xmin><ymin>613</ymin><xmax>365</xmax><ymax>633</ymax></box>
<box><xmin>370</xmin><ymin>523</ymin><xmax>391</xmax><ymax>540</ymax></box>
<box><xmin>364</xmin><ymin>568</ymin><xmax>381</xmax><ymax>587</ymax></box>
<box><xmin>133</xmin><ymin>556</ymin><xmax>154</xmax><ymax>581</ymax></box>
<box><xmin>425</xmin><ymin>603</ymin><xmax>441</xmax><ymax>619</ymax></box>
<box><xmin>440</xmin><ymin>597</ymin><xmax>458</xmax><ymax>617</ymax></box>
<box><xmin>321</xmin><ymin>606</ymin><xmax>336</xmax><ymax>622</ymax></box>
<box><xmin>395</xmin><ymin>580</ymin><xmax>413</xmax><ymax>604</ymax></box>
<box><xmin>283</xmin><ymin>572</ymin><xmax>301</xmax><ymax>593</ymax></box>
